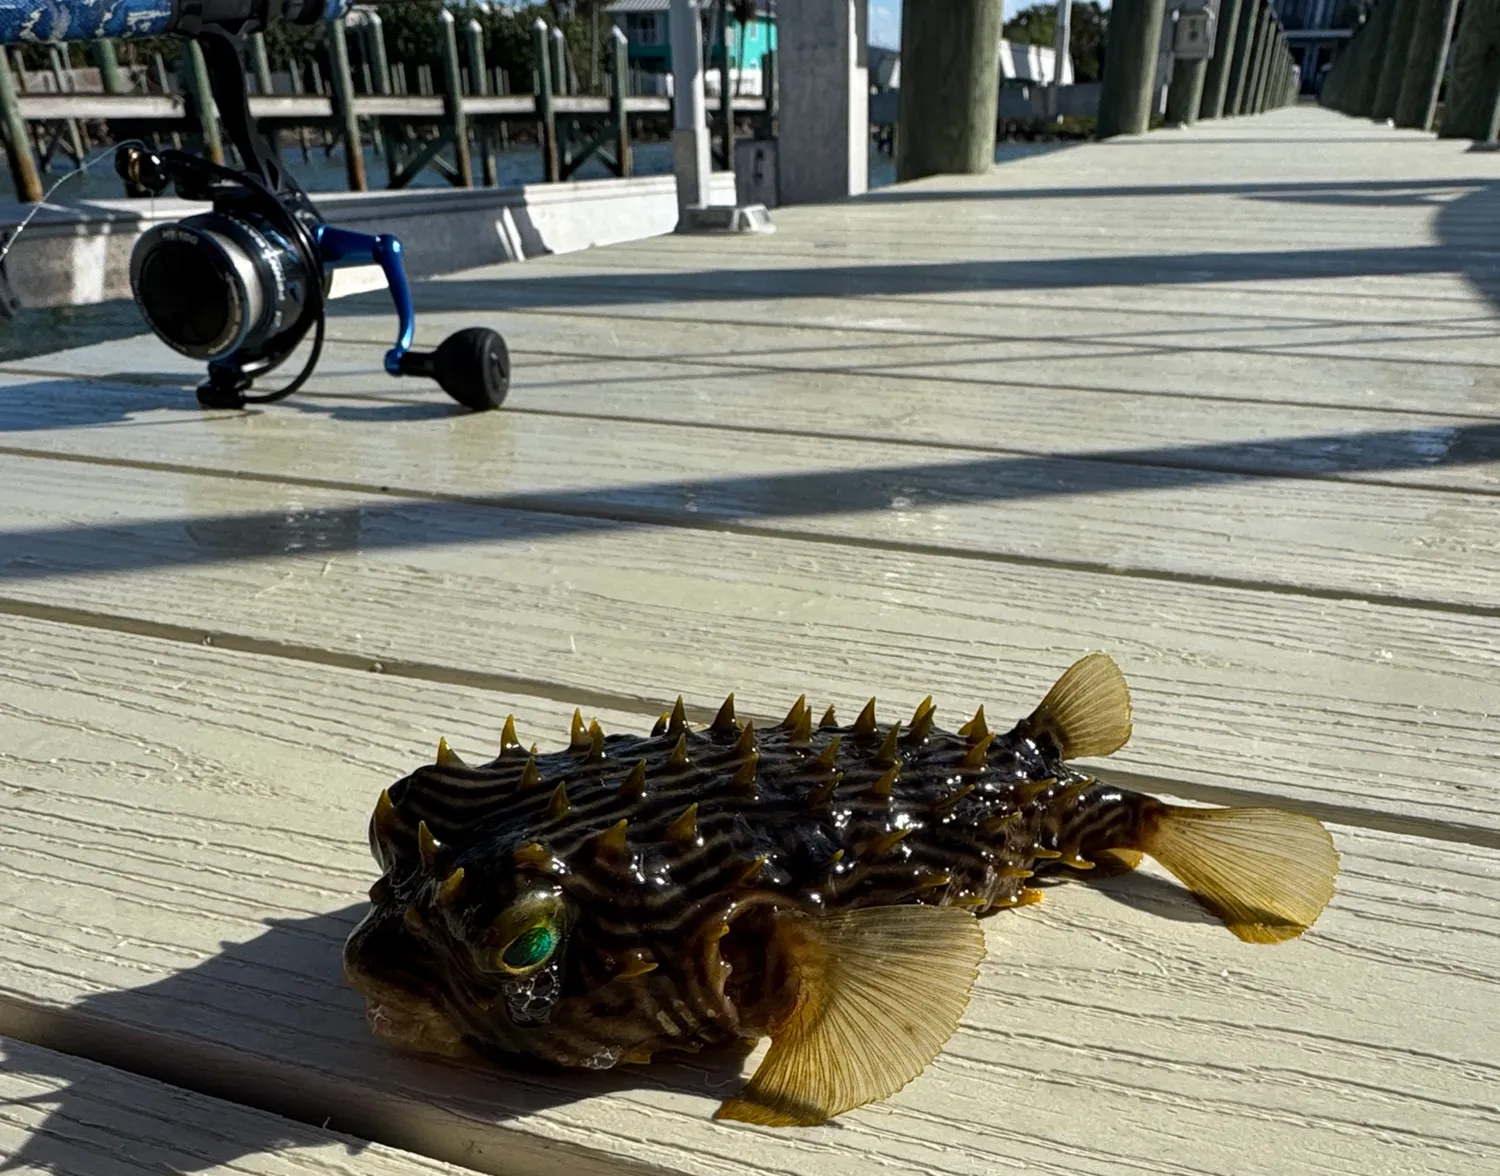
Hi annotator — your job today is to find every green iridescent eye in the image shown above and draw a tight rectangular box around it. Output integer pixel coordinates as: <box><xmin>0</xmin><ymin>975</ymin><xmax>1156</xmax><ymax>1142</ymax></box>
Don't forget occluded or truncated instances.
<box><xmin>499</xmin><ymin>924</ymin><xmax>558</xmax><ymax>972</ymax></box>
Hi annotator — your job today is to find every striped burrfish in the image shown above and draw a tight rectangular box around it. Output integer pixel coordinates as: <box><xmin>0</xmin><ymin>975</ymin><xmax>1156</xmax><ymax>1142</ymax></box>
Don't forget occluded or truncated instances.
<box><xmin>342</xmin><ymin>654</ymin><xmax>1339</xmax><ymax>1126</ymax></box>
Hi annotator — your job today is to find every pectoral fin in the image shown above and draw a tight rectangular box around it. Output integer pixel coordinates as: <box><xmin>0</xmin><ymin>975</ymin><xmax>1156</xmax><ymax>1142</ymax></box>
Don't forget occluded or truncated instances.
<box><xmin>714</xmin><ymin>904</ymin><xmax>985</xmax><ymax>1128</ymax></box>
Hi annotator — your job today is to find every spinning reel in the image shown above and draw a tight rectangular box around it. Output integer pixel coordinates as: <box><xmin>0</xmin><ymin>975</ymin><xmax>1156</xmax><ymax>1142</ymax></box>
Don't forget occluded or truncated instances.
<box><xmin>110</xmin><ymin>18</ymin><xmax>508</xmax><ymax>411</ymax></box>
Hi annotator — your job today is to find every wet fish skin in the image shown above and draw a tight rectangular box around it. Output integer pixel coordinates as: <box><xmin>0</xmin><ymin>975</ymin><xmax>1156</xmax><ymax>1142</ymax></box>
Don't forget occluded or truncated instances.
<box><xmin>342</xmin><ymin>655</ymin><xmax>1339</xmax><ymax>1125</ymax></box>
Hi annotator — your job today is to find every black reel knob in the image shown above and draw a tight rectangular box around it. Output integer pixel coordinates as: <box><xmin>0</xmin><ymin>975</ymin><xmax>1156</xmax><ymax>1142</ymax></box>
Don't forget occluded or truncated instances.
<box><xmin>399</xmin><ymin>327</ymin><xmax>511</xmax><ymax>412</ymax></box>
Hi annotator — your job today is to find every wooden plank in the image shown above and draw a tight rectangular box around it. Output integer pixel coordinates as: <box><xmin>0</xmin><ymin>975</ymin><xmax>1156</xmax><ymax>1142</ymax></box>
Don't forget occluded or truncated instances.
<box><xmin>0</xmin><ymin>453</ymin><xmax>1495</xmax><ymax>837</ymax></box>
<box><xmin>0</xmin><ymin>615</ymin><xmax>1495</xmax><ymax>1176</ymax></box>
<box><xmin>0</xmin><ymin>372</ymin><xmax>1494</xmax><ymax>613</ymax></box>
<box><xmin>9</xmin><ymin>340</ymin><xmax>1494</xmax><ymax>496</ymax></box>
<box><xmin>0</xmin><ymin>1037</ymin><xmax>469</xmax><ymax>1176</ymax></box>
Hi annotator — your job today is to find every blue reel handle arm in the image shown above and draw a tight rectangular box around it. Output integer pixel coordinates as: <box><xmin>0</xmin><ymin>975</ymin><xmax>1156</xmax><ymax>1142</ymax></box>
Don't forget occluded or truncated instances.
<box><xmin>314</xmin><ymin>225</ymin><xmax>416</xmax><ymax>378</ymax></box>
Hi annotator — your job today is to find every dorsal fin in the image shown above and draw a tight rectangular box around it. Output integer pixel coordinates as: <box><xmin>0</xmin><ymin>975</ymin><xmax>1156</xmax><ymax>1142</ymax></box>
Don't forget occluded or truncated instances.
<box><xmin>1022</xmin><ymin>653</ymin><xmax>1132</xmax><ymax>760</ymax></box>
<box><xmin>714</xmin><ymin>905</ymin><xmax>985</xmax><ymax>1126</ymax></box>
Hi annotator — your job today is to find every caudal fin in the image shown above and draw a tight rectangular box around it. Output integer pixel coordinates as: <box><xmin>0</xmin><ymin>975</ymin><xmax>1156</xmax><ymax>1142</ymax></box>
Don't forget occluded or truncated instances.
<box><xmin>1138</xmin><ymin>805</ymin><xmax>1338</xmax><ymax>944</ymax></box>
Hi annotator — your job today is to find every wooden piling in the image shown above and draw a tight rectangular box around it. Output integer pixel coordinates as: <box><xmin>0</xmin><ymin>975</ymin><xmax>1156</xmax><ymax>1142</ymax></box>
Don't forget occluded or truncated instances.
<box><xmin>534</xmin><ymin>19</ymin><xmax>559</xmax><ymax>182</ymax></box>
<box><xmin>365</xmin><ymin>12</ymin><xmax>391</xmax><ymax>95</ymax></box>
<box><xmin>1239</xmin><ymin>5</ymin><xmax>1269</xmax><ymax>114</ymax></box>
<box><xmin>327</xmin><ymin>17</ymin><xmax>367</xmax><ymax>191</ymax></box>
<box><xmin>437</xmin><ymin>9</ymin><xmax>472</xmax><ymax>186</ymax></box>
<box><xmin>0</xmin><ymin>47</ymin><xmax>42</xmax><ymax>203</ymax></box>
<box><xmin>249</xmin><ymin>32</ymin><xmax>273</xmax><ymax>96</ymax></box>
<box><xmin>1350</xmin><ymin>0</ymin><xmax>1396</xmax><ymax>117</ymax></box>
<box><xmin>1440</xmin><ymin>0</ymin><xmax>1500</xmax><ymax>138</ymax></box>
<box><xmin>1199</xmin><ymin>0</ymin><xmax>1244</xmax><ymax>119</ymax></box>
<box><xmin>1394</xmin><ymin>0</ymin><xmax>1460</xmax><ymax>129</ymax></box>
<box><xmin>1225</xmin><ymin>0</ymin><xmax>1261</xmax><ymax>114</ymax></box>
<box><xmin>609</xmin><ymin>26</ymin><xmax>632</xmax><ymax>176</ymax></box>
<box><xmin>1372</xmin><ymin>0</ymin><xmax>1421</xmax><ymax>120</ymax></box>
<box><xmin>895</xmin><ymin>0</ymin><xmax>1004</xmax><ymax>178</ymax></box>
<box><xmin>717</xmin><ymin>0</ymin><xmax>734</xmax><ymax>168</ymax></box>
<box><xmin>1095</xmin><ymin>0</ymin><xmax>1167</xmax><ymax>136</ymax></box>
<box><xmin>184</xmin><ymin>39</ymin><xmax>224</xmax><ymax>165</ymax></box>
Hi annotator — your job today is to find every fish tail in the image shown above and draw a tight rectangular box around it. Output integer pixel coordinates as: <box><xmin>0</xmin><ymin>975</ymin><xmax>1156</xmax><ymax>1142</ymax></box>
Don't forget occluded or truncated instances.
<box><xmin>1129</xmin><ymin>799</ymin><xmax>1339</xmax><ymax>944</ymax></box>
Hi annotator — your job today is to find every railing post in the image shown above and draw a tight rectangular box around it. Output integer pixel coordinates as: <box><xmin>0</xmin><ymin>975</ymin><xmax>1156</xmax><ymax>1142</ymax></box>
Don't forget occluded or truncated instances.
<box><xmin>1199</xmin><ymin>0</ymin><xmax>1243</xmax><ymax>119</ymax></box>
<box><xmin>0</xmin><ymin>47</ymin><xmax>42</xmax><ymax>203</ymax></box>
<box><xmin>1095</xmin><ymin>0</ymin><xmax>1167</xmax><ymax>136</ymax></box>
<box><xmin>609</xmin><ymin>24</ymin><xmax>632</xmax><ymax>177</ymax></box>
<box><xmin>1372</xmin><ymin>0</ymin><xmax>1421</xmax><ymax>120</ymax></box>
<box><xmin>327</xmin><ymin>17</ymin><xmax>367</xmax><ymax>191</ymax></box>
<box><xmin>1395</xmin><ymin>0</ymin><xmax>1461</xmax><ymax>129</ymax></box>
<box><xmin>184</xmin><ymin>39</ymin><xmax>225</xmax><ymax>165</ymax></box>
<box><xmin>1440</xmin><ymin>0</ymin><xmax>1500</xmax><ymax>138</ymax></box>
<box><xmin>533</xmin><ymin>18</ymin><xmax>559</xmax><ymax>181</ymax></box>
<box><xmin>550</xmin><ymin>25</ymin><xmax>568</xmax><ymax>97</ymax></box>
<box><xmin>249</xmin><ymin>32</ymin><xmax>273</xmax><ymax>95</ymax></box>
<box><xmin>466</xmin><ymin>18</ymin><xmax>497</xmax><ymax>186</ymax></box>
<box><xmin>437</xmin><ymin>8</ymin><xmax>472</xmax><ymax>185</ymax></box>
<box><xmin>92</xmin><ymin>40</ymin><xmax>127</xmax><ymax>93</ymax></box>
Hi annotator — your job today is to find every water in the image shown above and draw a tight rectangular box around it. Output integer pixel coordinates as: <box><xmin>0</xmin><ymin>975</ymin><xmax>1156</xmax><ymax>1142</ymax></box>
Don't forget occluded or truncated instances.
<box><xmin>0</xmin><ymin>138</ymin><xmax>1070</xmax><ymax>361</ymax></box>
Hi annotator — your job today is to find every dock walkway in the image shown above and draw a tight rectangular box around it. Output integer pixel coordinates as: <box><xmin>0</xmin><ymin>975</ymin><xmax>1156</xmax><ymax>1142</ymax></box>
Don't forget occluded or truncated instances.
<box><xmin>0</xmin><ymin>104</ymin><xmax>1497</xmax><ymax>1175</ymax></box>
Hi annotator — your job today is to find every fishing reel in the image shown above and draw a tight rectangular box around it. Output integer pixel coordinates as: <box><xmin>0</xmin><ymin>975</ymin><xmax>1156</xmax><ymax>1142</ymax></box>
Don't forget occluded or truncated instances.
<box><xmin>114</xmin><ymin>27</ymin><xmax>509</xmax><ymax>412</ymax></box>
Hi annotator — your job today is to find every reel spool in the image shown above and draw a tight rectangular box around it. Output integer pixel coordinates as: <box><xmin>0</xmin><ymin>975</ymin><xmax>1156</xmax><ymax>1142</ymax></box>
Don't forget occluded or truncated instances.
<box><xmin>112</xmin><ymin>27</ymin><xmax>509</xmax><ymax>413</ymax></box>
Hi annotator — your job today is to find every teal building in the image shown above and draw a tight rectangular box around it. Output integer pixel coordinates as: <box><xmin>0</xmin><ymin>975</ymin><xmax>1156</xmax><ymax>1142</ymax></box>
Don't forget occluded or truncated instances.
<box><xmin>606</xmin><ymin>0</ymin><xmax>777</xmax><ymax>86</ymax></box>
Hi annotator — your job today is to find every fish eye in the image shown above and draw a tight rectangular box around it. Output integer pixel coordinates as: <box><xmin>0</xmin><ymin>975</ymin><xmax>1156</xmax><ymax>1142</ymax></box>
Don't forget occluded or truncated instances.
<box><xmin>498</xmin><ymin>923</ymin><xmax>559</xmax><ymax>973</ymax></box>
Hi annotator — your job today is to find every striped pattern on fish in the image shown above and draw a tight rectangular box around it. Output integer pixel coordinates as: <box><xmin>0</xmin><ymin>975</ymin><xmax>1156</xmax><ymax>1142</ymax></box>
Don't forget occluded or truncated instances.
<box><xmin>342</xmin><ymin>654</ymin><xmax>1339</xmax><ymax>1126</ymax></box>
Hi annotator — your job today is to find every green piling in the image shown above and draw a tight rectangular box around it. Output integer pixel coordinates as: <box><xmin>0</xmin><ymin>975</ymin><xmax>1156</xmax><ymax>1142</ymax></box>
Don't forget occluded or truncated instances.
<box><xmin>437</xmin><ymin>9</ymin><xmax>472</xmax><ymax>185</ymax></box>
<box><xmin>609</xmin><ymin>25</ymin><xmax>631</xmax><ymax>176</ymax></box>
<box><xmin>1395</xmin><ymin>0</ymin><xmax>1461</xmax><ymax>129</ymax></box>
<box><xmin>1199</xmin><ymin>0</ymin><xmax>1244</xmax><ymax>119</ymax></box>
<box><xmin>1372</xmin><ymin>0</ymin><xmax>1421</xmax><ymax>119</ymax></box>
<box><xmin>1095</xmin><ymin>0</ymin><xmax>1168</xmax><ymax>137</ymax></box>
<box><xmin>184</xmin><ymin>39</ymin><xmax>224</xmax><ymax>165</ymax></box>
<box><xmin>0</xmin><ymin>47</ymin><xmax>41</xmax><ymax>202</ymax></box>
<box><xmin>894</xmin><ymin>0</ymin><xmax>1004</xmax><ymax>177</ymax></box>
<box><xmin>533</xmin><ymin>18</ymin><xmax>558</xmax><ymax>181</ymax></box>
<box><xmin>1441</xmin><ymin>0</ymin><xmax>1500</xmax><ymax>138</ymax></box>
<box><xmin>327</xmin><ymin>17</ymin><xmax>366</xmax><ymax>190</ymax></box>
<box><xmin>1227</xmin><ymin>0</ymin><xmax>1262</xmax><ymax>114</ymax></box>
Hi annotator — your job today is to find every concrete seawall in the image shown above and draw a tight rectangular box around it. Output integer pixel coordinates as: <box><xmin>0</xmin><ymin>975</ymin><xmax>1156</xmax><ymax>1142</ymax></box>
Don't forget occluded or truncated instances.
<box><xmin>1</xmin><ymin>171</ymin><xmax>738</xmax><ymax>311</ymax></box>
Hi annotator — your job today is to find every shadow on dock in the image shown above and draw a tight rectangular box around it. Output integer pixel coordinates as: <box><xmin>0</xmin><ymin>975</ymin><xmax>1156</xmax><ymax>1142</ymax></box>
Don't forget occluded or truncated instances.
<box><xmin>0</xmin><ymin>904</ymin><xmax>755</xmax><ymax>1175</ymax></box>
<box><xmin>329</xmin><ymin>177</ymin><xmax>1498</xmax><ymax>314</ymax></box>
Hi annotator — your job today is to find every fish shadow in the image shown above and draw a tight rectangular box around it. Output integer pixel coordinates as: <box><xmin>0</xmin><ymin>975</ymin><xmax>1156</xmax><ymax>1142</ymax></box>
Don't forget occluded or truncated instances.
<box><xmin>0</xmin><ymin>904</ymin><xmax>757</xmax><ymax>1174</ymax></box>
<box><xmin>1067</xmin><ymin>868</ymin><xmax>1222</xmax><ymax>929</ymax></box>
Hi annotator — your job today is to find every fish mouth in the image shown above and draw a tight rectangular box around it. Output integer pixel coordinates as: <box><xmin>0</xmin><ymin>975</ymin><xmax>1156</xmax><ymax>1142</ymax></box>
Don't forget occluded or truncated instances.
<box><xmin>361</xmin><ymin>994</ymin><xmax>471</xmax><ymax>1059</ymax></box>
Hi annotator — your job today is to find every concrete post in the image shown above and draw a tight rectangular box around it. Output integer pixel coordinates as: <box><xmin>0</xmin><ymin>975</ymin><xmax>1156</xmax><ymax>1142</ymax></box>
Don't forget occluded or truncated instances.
<box><xmin>670</xmin><ymin>0</ymin><xmax>713</xmax><ymax>209</ymax></box>
<box><xmin>1372</xmin><ymin>0</ymin><xmax>1421</xmax><ymax>119</ymax></box>
<box><xmin>1200</xmin><ymin>0</ymin><xmax>1243</xmax><ymax>118</ymax></box>
<box><xmin>1441</xmin><ymin>0</ymin><xmax>1500</xmax><ymax>138</ymax></box>
<box><xmin>1049</xmin><ymin>0</ymin><xmax>1075</xmax><ymax>116</ymax></box>
<box><xmin>782</xmin><ymin>0</ymin><xmax>870</xmax><ymax>199</ymax></box>
<box><xmin>1395</xmin><ymin>0</ymin><xmax>1461</xmax><ymax>129</ymax></box>
<box><xmin>1096</xmin><ymin>0</ymin><xmax>1169</xmax><ymax>136</ymax></box>
<box><xmin>1226</xmin><ymin>0</ymin><xmax>1261</xmax><ymax>113</ymax></box>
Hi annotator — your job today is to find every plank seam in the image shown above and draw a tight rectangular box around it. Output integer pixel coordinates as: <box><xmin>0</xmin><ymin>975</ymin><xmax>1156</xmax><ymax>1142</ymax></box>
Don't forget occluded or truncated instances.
<box><xmin>2</xmin><ymin>443</ymin><xmax>1497</xmax><ymax>619</ymax></box>
<box><xmin>3</xmin><ymin>594</ymin><xmax>1498</xmax><ymax>853</ymax></box>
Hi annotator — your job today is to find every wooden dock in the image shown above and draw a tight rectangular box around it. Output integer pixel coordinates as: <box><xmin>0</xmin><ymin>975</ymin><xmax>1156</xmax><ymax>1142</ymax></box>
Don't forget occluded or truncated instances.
<box><xmin>0</xmin><ymin>104</ymin><xmax>1497</xmax><ymax>1175</ymax></box>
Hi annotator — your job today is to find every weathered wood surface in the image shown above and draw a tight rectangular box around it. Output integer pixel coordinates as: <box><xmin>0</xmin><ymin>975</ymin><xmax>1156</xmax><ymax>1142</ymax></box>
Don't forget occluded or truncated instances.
<box><xmin>0</xmin><ymin>450</ymin><xmax>1495</xmax><ymax>842</ymax></box>
<box><xmin>0</xmin><ymin>617</ymin><xmax>1495</xmax><ymax>1176</ymax></box>
<box><xmin>0</xmin><ymin>1037</ymin><xmax>469</xmax><ymax>1176</ymax></box>
<box><xmin>0</xmin><ymin>105</ymin><xmax>1497</xmax><ymax>1174</ymax></box>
